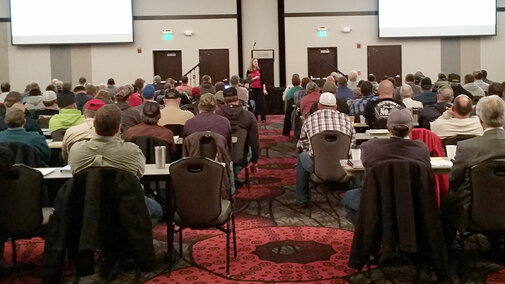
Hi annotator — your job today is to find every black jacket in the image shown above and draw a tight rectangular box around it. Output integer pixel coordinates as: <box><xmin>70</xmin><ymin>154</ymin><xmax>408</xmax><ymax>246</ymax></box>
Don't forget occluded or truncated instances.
<box><xmin>42</xmin><ymin>168</ymin><xmax>154</xmax><ymax>283</ymax></box>
<box><xmin>349</xmin><ymin>160</ymin><xmax>448</xmax><ymax>275</ymax></box>
<box><xmin>418</xmin><ymin>102</ymin><xmax>451</xmax><ymax>129</ymax></box>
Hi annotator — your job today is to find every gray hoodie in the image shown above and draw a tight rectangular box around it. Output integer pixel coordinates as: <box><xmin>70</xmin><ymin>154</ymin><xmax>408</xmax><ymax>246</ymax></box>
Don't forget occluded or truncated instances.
<box><xmin>25</xmin><ymin>96</ymin><xmax>45</xmax><ymax>111</ymax></box>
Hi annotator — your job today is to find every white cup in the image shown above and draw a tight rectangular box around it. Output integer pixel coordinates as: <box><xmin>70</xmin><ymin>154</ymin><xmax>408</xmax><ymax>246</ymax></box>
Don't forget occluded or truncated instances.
<box><xmin>446</xmin><ymin>145</ymin><xmax>457</xmax><ymax>160</ymax></box>
<box><xmin>351</xmin><ymin>148</ymin><xmax>361</xmax><ymax>160</ymax></box>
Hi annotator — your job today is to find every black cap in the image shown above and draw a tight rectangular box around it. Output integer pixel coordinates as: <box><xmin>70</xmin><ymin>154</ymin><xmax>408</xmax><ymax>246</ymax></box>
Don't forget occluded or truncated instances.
<box><xmin>164</xmin><ymin>88</ymin><xmax>181</xmax><ymax>99</ymax></box>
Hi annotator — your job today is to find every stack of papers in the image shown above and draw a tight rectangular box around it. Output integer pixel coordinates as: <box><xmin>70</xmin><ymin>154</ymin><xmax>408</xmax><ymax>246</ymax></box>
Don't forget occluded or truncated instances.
<box><xmin>431</xmin><ymin>157</ymin><xmax>453</xmax><ymax>167</ymax></box>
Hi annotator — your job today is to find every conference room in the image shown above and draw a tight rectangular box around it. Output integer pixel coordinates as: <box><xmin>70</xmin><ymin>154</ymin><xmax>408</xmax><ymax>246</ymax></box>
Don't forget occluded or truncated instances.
<box><xmin>1</xmin><ymin>0</ymin><xmax>505</xmax><ymax>283</ymax></box>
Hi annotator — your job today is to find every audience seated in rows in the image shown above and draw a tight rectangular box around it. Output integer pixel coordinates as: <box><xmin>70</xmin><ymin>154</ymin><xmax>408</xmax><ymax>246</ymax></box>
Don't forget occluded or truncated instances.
<box><xmin>68</xmin><ymin>104</ymin><xmax>162</xmax><ymax>221</ymax></box>
<box><xmin>343</xmin><ymin>108</ymin><xmax>430</xmax><ymax>224</ymax></box>
<box><xmin>61</xmin><ymin>99</ymin><xmax>104</xmax><ymax>161</ymax></box>
<box><xmin>448</xmin><ymin>73</ymin><xmax>473</xmax><ymax>100</ymax></box>
<box><xmin>435</xmin><ymin>72</ymin><xmax>449</xmax><ymax>89</ymax></box>
<box><xmin>74</xmin><ymin>85</ymin><xmax>91</xmax><ymax>112</ymax></box>
<box><xmin>430</xmin><ymin>94</ymin><xmax>483</xmax><ymax>139</ymax></box>
<box><xmin>405</xmin><ymin>73</ymin><xmax>423</xmax><ymax>95</ymax></box>
<box><xmin>463</xmin><ymin>74</ymin><xmax>485</xmax><ymax>100</ymax></box>
<box><xmin>400</xmin><ymin>84</ymin><xmax>423</xmax><ymax>109</ymax></box>
<box><xmin>349</xmin><ymin>81</ymin><xmax>377</xmax><ymax>116</ymax></box>
<box><xmin>183</xmin><ymin>93</ymin><xmax>232</xmax><ymax>151</ymax></box>
<box><xmin>0</xmin><ymin>106</ymin><xmax>50</xmax><ymax>164</ymax></box>
<box><xmin>158</xmin><ymin>89</ymin><xmax>194</xmax><ymax>126</ymax></box>
<box><xmin>24</xmin><ymin>88</ymin><xmax>45</xmax><ymax>112</ymax></box>
<box><xmin>31</xmin><ymin>91</ymin><xmax>59</xmax><ymax>120</ymax></box>
<box><xmin>0</xmin><ymin>82</ymin><xmax>10</xmax><ymax>104</ymax></box>
<box><xmin>295</xmin><ymin>92</ymin><xmax>355</xmax><ymax>207</ymax></box>
<box><xmin>418</xmin><ymin>86</ymin><xmax>454</xmax><ymax>129</ymax></box>
<box><xmin>49</xmin><ymin>92</ymin><xmax>85</xmax><ymax>140</ymax></box>
<box><xmin>125</xmin><ymin>101</ymin><xmax>176</xmax><ymax>156</ymax></box>
<box><xmin>106</xmin><ymin>78</ymin><xmax>118</xmax><ymax>100</ymax></box>
<box><xmin>336</xmin><ymin>77</ymin><xmax>354</xmax><ymax>100</ymax></box>
<box><xmin>473</xmin><ymin>70</ymin><xmax>489</xmax><ymax>93</ymax></box>
<box><xmin>115</xmin><ymin>85</ymin><xmax>141</xmax><ymax>136</ymax></box>
<box><xmin>300</xmin><ymin>82</ymin><xmax>320</xmax><ymax>118</ymax></box>
<box><xmin>230</xmin><ymin>75</ymin><xmax>249</xmax><ymax>107</ymax></box>
<box><xmin>152</xmin><ymin>75</ymin><xmax>163</xmax><ymax>91</ymax></box>
<box><xmin>175</xmin><ymin>75</ymin><xmax>193</xmax><ymax>95</ymax></box>
<box><xmin>363</xmin><ymin>80</ymin><xmax>405</xmax><ymax>129</ymax></box>
<box><xmin>413</xmin><ymin>77</ymin><xmax>437</xmax><ymax>106</ymax></box>
<box><xmin>217</xmin><ymin>87</ymin><xmax>260</xmax><ymax>177</ymax></box>
<box><xmin>130</xmin><ymin>78</ymin><xmax>144</xmax><ymax>108</ymax></box>
<box><xmin>134</xmin><ymin>84</ymin><xmax>162</xmax><ymax>113</ymax></box>
<box><xmin>0</xmin><ymin>92</ymin><xmax>42</xmax><ymax>134</ymax></box>
<box><xmin>443</xmin><ymin>95</ymin><xmax>505</xmax><ymax>249</ymax></box>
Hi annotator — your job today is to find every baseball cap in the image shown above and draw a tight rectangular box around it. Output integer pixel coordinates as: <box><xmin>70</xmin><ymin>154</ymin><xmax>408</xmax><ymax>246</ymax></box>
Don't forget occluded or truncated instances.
<box><xmin>318</xmin><ymin>92</ymin><xmax>336</xmax><ymax>107</ymax></box>
<box><xmin>387</xmin><ymin>108</ymin><xmax>413</xmax><ymax>128</ymax></box>
<box><xmin>142</xmin><ymin>101</ymin><xmax>161</xmax><ymax>117</ymax></box>
<box><xmin>115</xmin><ymin>85</ymin><xmax>132</xmax><ymax>99</ymax></box>
<box><xmin>164</xmin><ymin>88</ymin><xmax>181</xmax><ymax>99</ymax></box>
<box><xmin>421</xmin><ymin>77</ymin><xmax>432</xmax><ymax>89</ymax></box>
<box><xmin>42</xmin><ymin>90</ymin><xmax>57</xmax><ymax>102</ymax></box>
<box><xmin>142</xmin><ymin>84</ymin><xmax>155</xmax><ymax>99</ymax></box>
<box><xmin>448</xmin><ymin>73</ymin><xmax>461</xmax><ymax>83</ymax></box>
<box><xmin>85</xmin><ymin>99</ymin><xmax>105</xmax><ymax>111</ymax></box>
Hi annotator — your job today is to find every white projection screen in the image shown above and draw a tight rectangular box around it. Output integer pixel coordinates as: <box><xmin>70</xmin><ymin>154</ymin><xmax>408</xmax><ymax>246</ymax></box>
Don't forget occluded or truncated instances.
<box><xmin>378</xmin><ymin>0</ymin><xmax>496</xmax><ymax>38</ymax></box>
<box><xmin>10</xmin><ymin>0</ymin><xmax>133</xmax><ymax>45</ymax></box>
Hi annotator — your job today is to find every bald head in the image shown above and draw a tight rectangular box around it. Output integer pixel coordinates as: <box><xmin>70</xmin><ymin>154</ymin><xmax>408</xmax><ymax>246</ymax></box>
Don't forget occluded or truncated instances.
<box><xmin>399</xmin><ymin>84</ymin><xmax>414</xmax><ymax>99</ymax></box>
<box><xmin>378</xmin><ymin>80</ymin><xmax>394</xmax><ymax>99</ymax></box>
<box><xmin>453</xmin><ymin>95</ymin><xmax>473</xmax><ymax>117</ymax></box>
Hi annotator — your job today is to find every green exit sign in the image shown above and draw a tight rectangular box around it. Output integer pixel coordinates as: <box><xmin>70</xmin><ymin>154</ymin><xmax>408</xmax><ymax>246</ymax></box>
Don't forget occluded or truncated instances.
<box><xmin>163</xmin><ymin>33</ymin><xmax>173</xmax><ymax>40</ymax></box>
<box><xmin>318</xmin><ymin>30</ymin><xmax>327</xmax><ymax>38</ymax></box>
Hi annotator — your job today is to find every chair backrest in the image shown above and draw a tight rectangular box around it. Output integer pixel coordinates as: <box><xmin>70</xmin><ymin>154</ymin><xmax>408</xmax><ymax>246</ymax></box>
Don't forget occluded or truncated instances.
<box><xmin>0</xmin><ymin>165</ymin><xmax>43</xmax><ymax>236</ymax></box>
<box><xmin>126</xmin><ymin>135</ymin><xmax>172</xmax><ymax>163</ymax></box>
<box><xmin>51</xmin><ymin>128</ymin><xmax>67</xmax><ymax>142</ymax></box>
<box><xmin>199</xmin><ymin>134</ymin><xmax>218</xmax><ymax>159</ymax></box>
<box><xmin>180</xmin><ymin>102</ymin><xmax>199</xmax><ymax>115</ymax></box>
<box><xmin>310</xmin><ymin>131</ymin><xmax>351</xmax><ymax>182</ymax></box>
<box><xmin>169</xmin><ymin>158</ymin><xmax>225</xmax><ymax>226</ymax></box>
<box><xmin>0</xmin><ymin>142</ymin><xmax>46</xmax><ymax>167</ymax></box>
<box><xmin>470</xmin><ymin>159</ymin><xmax>505</xmax><ymax>230</ymax></box>
<box><xmin>442</xmin><ymin>134</ymin><xmax>476</xmax><ymax>147</ymax></box>
<box><xmin>231</xmin><ymin>127</ymin><xmax>248</xmax><ymax>165</ymax></box>
<box><xmin>163</xmin><ymin>124</ymin><xmax>184</xmax><ymax>136</ymax></box>
<box><xmin>37</xmin><ymin>115</ymin><xmax>53</xmax><ymax>129</ymax></box>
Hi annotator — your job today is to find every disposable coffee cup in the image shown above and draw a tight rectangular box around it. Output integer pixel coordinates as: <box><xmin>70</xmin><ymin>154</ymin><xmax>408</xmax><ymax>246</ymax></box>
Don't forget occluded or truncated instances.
<box><xmin>351</xmin><ymin>148</ymin><xmax>361</xmax><ymax>161</ymax></box>
<box><xmin>155</xmin><ymin>146</ymin><xmax>166</xmax><ymax>169</ymax></box>
<box><xmin>446</xmin><ymin>145</ymin><xmax>457</xmax><ymax>160</ymax></box>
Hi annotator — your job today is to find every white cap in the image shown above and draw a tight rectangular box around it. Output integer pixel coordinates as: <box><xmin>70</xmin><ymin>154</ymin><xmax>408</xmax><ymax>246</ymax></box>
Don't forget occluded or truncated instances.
<box><xmin>319</xmin><ymin>92</ymin><xmax>336</xmax><ymax>106</ymax></box>
<box><xmin>42</xmin><ymin>90</ymin><xmax>57</xmax><ymax>102</ymax></box>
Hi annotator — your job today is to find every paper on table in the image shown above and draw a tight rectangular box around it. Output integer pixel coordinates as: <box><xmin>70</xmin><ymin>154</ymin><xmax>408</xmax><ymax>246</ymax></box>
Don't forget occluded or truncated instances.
<box><xmin>36</xmin><ymin>168</ymin><xmax>55</xmax><ymax>176</ymax></box>
<box><xmin>60</xmin><ymin>164</ymin><xmax>72</xmax><ymax>172</ymax></box>
<box><xmin>431</xmin><ymin>157</ymin><xmax>453</xmax><ymax>167</ymax></box>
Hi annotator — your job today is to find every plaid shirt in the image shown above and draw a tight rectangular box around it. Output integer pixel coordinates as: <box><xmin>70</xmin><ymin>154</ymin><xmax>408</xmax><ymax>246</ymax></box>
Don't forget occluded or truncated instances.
<box><xmin>297</xmin><ymin>109</ymin><xmax>356</xmax><ymax>157</ymax></box>
<box><xmin>349</xmin><ymin>94</ymin><xmax>379</xmax><ymax>116</ymax></box>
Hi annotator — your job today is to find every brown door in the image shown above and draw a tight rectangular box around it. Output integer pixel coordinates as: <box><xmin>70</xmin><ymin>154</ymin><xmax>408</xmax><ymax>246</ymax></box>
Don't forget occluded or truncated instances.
<box><xmin>153</xmin><ymin>50</ymin><xmax>182</xmax><ymax>81</ymax></box>
<box><xmin>307</xmin><ymin>47</ymin><xmax>338</xmax><ymax>80</ymax></box>
<box><xmin>367</xmin><ymin>45</ymin><xmax>402</xmax><ymax>85</ymax></box>
<box><xmin>199</xmin><ymin>49</ymin><xmax>229</xmax><ymax>83</ymax></box>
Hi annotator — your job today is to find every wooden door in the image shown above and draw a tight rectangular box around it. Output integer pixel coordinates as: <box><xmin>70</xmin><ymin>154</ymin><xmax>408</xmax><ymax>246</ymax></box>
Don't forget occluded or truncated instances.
<box><xmin>367</xmin><ymin>45</ymin><xmax>402</xmax><ymax>85</ymax></box>
<box><xmin>199</xmin><ymin>49</ymin><xmax>229</xmax><ymax>83</ymax></box>
<box><xmin>153</xmin><ymin>50</ymin><xmax>182</xmax><ymax>81</ymax></box>
<box><xmin>307</xmin><ymin>47</ymin><xmax>338</xmax><ymax>80</ymax></box>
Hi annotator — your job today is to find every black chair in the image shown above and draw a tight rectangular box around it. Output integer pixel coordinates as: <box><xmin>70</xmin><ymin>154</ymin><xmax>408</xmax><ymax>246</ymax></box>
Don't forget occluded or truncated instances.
<box><xmin>168</xmin><ymin>158</ymin><xmax>236</xmax><ymax>274</ymax></box>
<box><xmin>42</xmin><ymin>168</ymin><xmax>154</xmax><ymax>283</ymax></box>
<box><xmin>199</xmin><ymin>134</ymin><xmax>218</xmax><ymax>159</ymax></box>
<box><xmin>0</xmin><ymin>165</ymin><xmax>53</xmax><ymax>266</ymax></box>
<box><xmin>456</xmin><ymin>159</ymin><xmax>505</xmax><ymax>274</ymax></box>
<box><xmin>0</xmin><ymin>142</ymin><xmax>47</xmax><ymax>167</ymax></box>
<box><xmin>51</xmin><ymin>128</ymin><xmax>67</xmax><ymax>142</ymax></box>
<box><xmin>163</xmin><ymin>124</ymin><xmax>184</xmax><ymax>137</ymax></box>
<box><xmin>37</xmin><ymin>115</ymin><xmax>54</xmax><ymax>129</ymax></box>
<box><xmin>442</xmin><ymin>134</ymin><xmax>476</xmax><ymax>147</ymax></box>
<box><xmin>126</xmin><ymin>136</ymin><xmax>173</xmax><ymax>163</ymax></box>
<box><xmin>180</xmin><ymin>102</ymin><xmax>199</xmax><ymax>115</ymax></box>
<box><xmin>231</xmin><ymin>127</ymin><xmax>250</xmax><ymax>191</ymax></box>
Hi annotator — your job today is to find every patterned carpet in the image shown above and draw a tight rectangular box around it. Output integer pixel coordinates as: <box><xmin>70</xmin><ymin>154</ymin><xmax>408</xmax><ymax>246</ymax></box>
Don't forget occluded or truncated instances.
<box><xmin>2</xmin><ymin>115</ymin><xmax>505</xmax><ymax>283</ymax></box>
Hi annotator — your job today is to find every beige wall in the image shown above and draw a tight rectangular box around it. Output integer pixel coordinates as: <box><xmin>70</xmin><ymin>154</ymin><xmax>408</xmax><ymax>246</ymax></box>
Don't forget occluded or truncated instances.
<box><xmin>480</xmin><ymin>13</ymin><xmax>505</xmax><ymax>81</ymax></box>
<box><xmin>0</xmin><ymin>23</ymin><xmax>9</xmax><ymax>82</ymax></box>
<box><xmin>133</xmin><ymin>0</ymin><xmax>236</xmax><ymax>16</ymax></box>
<box><xmin>90</xmin><ymin>19</ymin><xmax>238</xmax><ymax>86</ymax></box>
<box><xmin>285</xmin><ymin>16</ymin><xmax>441</xmax><ymax>82</ymax></box>
<box><xmin>241</xmin><ymin>0</ymin><xmax>279</xmax><ymax>85</ymax></box>
<box><xmin>285</xmin><ymin>0</ymin><xmax>375</xmax><ymax>13</ymax></box>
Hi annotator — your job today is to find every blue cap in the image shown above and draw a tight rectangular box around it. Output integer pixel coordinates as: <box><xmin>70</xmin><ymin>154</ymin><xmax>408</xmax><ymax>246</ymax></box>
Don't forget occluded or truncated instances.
<box><xmin>143</xmin><ymin>84</ymin><xmax>155</xmax><ymax>99</ymax></box>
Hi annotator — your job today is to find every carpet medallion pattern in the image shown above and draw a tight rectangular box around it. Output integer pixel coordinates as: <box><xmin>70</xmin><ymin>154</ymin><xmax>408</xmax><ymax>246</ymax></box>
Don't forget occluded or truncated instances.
<box><xmin>192</xmin><ymin>226</ymin><xmax>356</xmax><ymax>282</ymax></box>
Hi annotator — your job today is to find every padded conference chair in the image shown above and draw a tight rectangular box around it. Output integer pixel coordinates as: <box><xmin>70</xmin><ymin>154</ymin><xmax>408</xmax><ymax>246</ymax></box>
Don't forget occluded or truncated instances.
<box><xmin>308</xmin><ymin>131</ymin><xmax>351</xmax><ymax>214</ymax></box>
<box><xmin>0</xmin><ymin>142</ymin><xmax>47</xmax><ymax>168</ymax></box>
<box><xmin>168</xmin><ymin>158</ymin><xmax>236</xmax><ymax>274</ymax></box>
<box><xmin>163</xmin><ymin>124</ymin><xmax>184</xmax><ymax>137</ymax></box>
<box><xmin>456</xmin><ymin>159</ymin><xmax>505</xmax><ymax>272</ymax></box>
<box><xmin>231</xmin><ymin>127</ymin><xmax>250</xmax><ymax>191</ymax></box>
<box><xmin>50</xmin><ymin>128</ymin><xmax>67</xmax><ymax>142</ymax></box>
<box><xmin>37</xmin><ymin>115</ymin><xmax>54</xmax><ymax>129</ymax></box>
<box><xmin>442</xmin><ymin>134</ymin><xmax>476</xmax><ymax>148</ymax></box>
<box><xmin>0</xmin><ymin>165</ymin><xmax>53</xmax><ymax>266</ymax></box>
<box><xmin>126</xmin><ymin>135</ymin><xmax>173</xmax><ymax>164</ymax></box>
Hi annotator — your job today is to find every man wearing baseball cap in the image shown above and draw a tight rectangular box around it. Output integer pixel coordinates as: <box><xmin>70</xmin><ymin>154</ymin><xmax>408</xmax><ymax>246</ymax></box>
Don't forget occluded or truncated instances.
<box><xmin>157</xmin><ymin>88</ymin><xmax>194</xmax><ymax>127</ymax></box>
<box><xmin>342</xmin><ymin>108</ymin><xmax>431</xmax><ymax>225</ymax></box>
<box><xmin>61</xmin><ymin>99</ymin><xmax>105</xmax><ymax>161</ymax></box>
<box><xmin>32</xmin><ymin>90</ymin><xmax>60</xmax><ymax>119</ymax></box>
<box><xmin>295</xmin><ymin>92</ymin><xmax>356</xmax><ymax>207</ymax></box>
